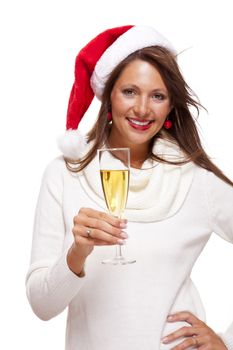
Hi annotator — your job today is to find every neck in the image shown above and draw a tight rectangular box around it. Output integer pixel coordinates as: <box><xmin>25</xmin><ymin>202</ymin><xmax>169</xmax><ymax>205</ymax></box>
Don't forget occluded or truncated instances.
<box><xmin>107</xmin><ymin>136</ymin><xmax>149</xmax><ymax>169</ymax></box>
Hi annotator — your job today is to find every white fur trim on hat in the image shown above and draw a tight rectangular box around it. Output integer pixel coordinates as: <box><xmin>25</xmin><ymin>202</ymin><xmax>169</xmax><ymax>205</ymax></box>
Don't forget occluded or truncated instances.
<box><xmin>90</xmin><ymin>25</ymin><xmax>177</xmax><ymax>100</ymax></box>
<box><xmin>57</xmin><ymin>129</ymin><xmax>87</xmax><ymax>159</ymax></box>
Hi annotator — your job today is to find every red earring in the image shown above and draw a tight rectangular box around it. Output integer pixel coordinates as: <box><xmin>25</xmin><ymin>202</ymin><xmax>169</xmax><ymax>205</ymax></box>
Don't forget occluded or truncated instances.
<box><xmin>107</xmin><ymin>112</ymin><xmax>112</xmax><ymax>122</ymax></box>
<box><xmin>164</xmin><ymin>119</ymin><xmax>172</xmax><ymax>129</ymax></box>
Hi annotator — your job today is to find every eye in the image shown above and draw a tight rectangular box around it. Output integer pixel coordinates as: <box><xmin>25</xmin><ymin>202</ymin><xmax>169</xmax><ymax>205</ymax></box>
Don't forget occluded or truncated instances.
<box><xmin>122</xmin><ymin>89</ymin><xmax>136</xmax><ymax>96</ymax></box>
<box><xmin>152</xmin><ymin>93</ymin><xmax>165</xmax><ymax>100</ymax></box>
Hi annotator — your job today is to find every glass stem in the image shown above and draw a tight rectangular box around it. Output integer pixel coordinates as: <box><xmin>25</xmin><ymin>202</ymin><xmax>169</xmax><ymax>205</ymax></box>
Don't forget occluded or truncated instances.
<box><xmin>115</xmin><ymin>212</ymin><xmax>124</xmax><ymax>259</ymax></box>
<box><xmin>116</xmin><ymin>244</ymin><xmax>123</xmax><ymax>259</ymax></box>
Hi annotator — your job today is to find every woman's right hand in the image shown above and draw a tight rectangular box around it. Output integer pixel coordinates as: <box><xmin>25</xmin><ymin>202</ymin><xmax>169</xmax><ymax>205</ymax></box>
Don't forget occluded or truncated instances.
<box><xmin>67</xmin><ymin>207</ymin><xmax>128</xmax><ymax>275</ymax></box>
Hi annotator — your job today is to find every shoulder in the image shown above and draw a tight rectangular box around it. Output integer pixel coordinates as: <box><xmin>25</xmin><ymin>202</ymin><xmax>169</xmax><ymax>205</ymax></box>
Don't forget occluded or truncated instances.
<box><xmin>43</xmin><ymin>156</ymin><xmax>67</xmax><ymax>176</ymax></box>
<box><xmin>193</xmin><ymin>165</ymin><xmax>233</xmax><ymax>199</ymax></box>
<box><xmin>205</xmin><ymin>168</ymin><xmax>233</xmax><ymax>196</ymax></box>
<box><xmin>40</xmin><ymin>156</ymin><xmax>68</xmax><ymax>188</ymax></box>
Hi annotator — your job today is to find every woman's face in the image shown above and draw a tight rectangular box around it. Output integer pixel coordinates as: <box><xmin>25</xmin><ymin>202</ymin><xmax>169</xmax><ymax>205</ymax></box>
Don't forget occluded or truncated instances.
<box><xmin>109</xmin><ymin>59</ymin><xmax>172</xmax><ymax>151</ymax></box>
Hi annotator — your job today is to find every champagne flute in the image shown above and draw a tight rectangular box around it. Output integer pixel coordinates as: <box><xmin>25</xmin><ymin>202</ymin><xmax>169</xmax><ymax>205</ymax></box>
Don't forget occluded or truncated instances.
<box><xmin>98</xmin><ymin>147</ymin><xmax>136</xmax><ymax>265</ymax></box>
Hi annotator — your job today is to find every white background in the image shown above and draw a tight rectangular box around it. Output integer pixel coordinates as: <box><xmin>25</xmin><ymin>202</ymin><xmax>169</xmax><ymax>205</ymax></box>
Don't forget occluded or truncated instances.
<box><xmin>0</xmin><ymin>0</ymin><xmax>232</xmax><ymax>349</ymax></box>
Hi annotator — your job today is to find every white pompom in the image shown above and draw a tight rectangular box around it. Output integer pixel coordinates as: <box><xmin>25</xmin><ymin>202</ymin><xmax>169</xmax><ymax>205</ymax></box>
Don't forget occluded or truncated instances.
<box><xmin>57</xmin><ymin>129</ymin><xmax>87</xmax><ymax>159</ymax></box>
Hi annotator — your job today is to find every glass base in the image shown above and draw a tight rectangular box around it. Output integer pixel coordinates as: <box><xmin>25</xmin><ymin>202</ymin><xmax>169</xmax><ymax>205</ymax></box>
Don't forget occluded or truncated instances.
<box><xmin>101</xmin><ymin>256</ymin><xmax>136</xmax><ymax>265</ymax></box>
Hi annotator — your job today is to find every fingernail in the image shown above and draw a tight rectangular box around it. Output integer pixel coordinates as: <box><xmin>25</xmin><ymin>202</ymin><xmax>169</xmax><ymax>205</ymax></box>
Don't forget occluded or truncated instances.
<box><xmin>167</xmin><ymin>315</ymin><xmax>174</xmax><ymax>321</ymax></box>
<box><xmin>120</xmin><ymin>231</ymin><xmax>129</xmax><ymax>239</ymax></box>
<box><xmin>120</xmin><ymin>223</ymin><xmax>127</xmax><ymax>229</ymax></box>
<box><xmin>117</xmin><ymin>239</ymin><xmax>126</xmax><ymax>245</ymax></box>
<box><xmin>161</xmin><ymin>336</ymin><xmax>169</xmax><ymax>343</ymax></box>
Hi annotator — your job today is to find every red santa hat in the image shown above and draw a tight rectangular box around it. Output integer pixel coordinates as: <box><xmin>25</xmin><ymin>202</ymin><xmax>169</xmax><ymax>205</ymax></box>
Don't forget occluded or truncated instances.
<box><xmin>57</xmin><ymin>25</ymin><xmax>177</xmax><ymax>159</ymax></box>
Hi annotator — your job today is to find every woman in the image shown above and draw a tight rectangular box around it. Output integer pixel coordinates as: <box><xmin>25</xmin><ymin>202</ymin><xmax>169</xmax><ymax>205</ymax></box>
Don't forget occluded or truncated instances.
<box><xmin>26</xmin><ymin>25</ymin><xmax>233</xmax><ymax>350</ymax></box>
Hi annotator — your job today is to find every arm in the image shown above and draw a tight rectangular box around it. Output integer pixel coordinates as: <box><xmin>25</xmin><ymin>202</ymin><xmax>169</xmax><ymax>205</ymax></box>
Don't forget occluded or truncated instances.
<box><xmin>25</xmin><ymin>158</ymin><xmax>86</xmax><ymax>321</ymax></box>
<box><xmin>206</xmin><ymin>170</ymin><xmax>233</xmax><ymax>350</ymax></box>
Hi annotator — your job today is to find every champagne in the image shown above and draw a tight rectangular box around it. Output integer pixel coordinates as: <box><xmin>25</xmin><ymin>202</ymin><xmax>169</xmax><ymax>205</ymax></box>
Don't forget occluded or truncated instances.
<box><xmin>98</xmin><ymin>147</ymin><xmax>136</xmax><ymax>264</ymax></box>
<box><xmin>100</xmin><ymin>170</ymin><xmax>129</xmax><ymax>217</ymax></box>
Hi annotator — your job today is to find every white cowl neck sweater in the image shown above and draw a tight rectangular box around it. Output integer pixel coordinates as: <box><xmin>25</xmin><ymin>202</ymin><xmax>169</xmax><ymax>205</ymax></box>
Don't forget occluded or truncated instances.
<box><xmin>26</xmin><ymin>138</ymin><xmax>233</xmax><ymax>350</ymax></box>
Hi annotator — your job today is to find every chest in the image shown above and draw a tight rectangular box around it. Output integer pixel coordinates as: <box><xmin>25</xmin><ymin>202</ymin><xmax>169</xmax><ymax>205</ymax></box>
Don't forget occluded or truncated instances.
<box><xmin>62</xmin><ymin>174</ymin><xmax>211</xmax><ymax>267</ymax></box>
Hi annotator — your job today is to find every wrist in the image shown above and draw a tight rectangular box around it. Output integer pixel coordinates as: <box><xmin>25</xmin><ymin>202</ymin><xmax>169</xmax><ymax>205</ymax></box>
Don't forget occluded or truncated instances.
<box><xmin>67</xmin><ymin>244</ymin><xmax>87</xmax><ymax>277</ymax></box>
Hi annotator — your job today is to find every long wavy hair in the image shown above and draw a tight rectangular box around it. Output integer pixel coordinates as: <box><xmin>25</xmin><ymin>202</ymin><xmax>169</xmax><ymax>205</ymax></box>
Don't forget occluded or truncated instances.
<box><xmin>65</xmin><ymin>46</ymin><xmax>233</xmax><ymax>186</ymax></box>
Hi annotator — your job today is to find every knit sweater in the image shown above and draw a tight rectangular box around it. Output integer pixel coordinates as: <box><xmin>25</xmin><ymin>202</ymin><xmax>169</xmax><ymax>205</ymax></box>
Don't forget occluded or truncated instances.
<box><xmin>26</xmin><ymin>140</ymin><xmax>233</xmax><ymax>350</ymax></box>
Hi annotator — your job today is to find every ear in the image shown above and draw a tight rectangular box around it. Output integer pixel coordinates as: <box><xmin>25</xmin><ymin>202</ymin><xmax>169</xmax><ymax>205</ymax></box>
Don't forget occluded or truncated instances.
<box><xmin>169</xmin><ymin>105</ymin><xmax>174</xmax><ymax>113</ymax></box>
<box><xmin>167</xmin><ymin>105</ymin><xmax>175</xmax><ymax>117</ymax></box>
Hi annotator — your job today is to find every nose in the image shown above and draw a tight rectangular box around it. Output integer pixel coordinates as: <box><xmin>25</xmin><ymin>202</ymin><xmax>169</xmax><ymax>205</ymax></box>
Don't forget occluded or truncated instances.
<box><xmin>133</xmin><ymin>95</ymin><xmax>150</xmax><ymax>118</ymax></box>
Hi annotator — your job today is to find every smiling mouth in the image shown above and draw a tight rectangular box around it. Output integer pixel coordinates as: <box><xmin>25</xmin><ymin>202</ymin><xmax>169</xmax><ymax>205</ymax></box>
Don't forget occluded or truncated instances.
<box><xmin>126</xmin><ymin>118</ymin><xmax>154</xmax><ymax>126</ymax></box>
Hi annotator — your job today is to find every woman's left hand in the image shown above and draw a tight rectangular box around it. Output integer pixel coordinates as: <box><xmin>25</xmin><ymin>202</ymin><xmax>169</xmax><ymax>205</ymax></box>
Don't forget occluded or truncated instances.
<box><xmin>161</xmin><ymin>311</ymin><xmax>227</xmax><ymax>350</ymax></box>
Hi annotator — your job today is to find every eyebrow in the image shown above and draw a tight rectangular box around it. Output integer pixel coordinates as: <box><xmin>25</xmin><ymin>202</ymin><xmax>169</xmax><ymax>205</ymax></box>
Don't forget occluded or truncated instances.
<box><xmin>121</xmin><ymin>84</ymin><xmax>168</xmax><ymax>94</ymax></box>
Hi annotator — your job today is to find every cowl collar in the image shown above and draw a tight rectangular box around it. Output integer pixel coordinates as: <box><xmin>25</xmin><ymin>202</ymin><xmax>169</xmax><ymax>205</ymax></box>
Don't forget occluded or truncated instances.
<box><xmin>75</xmin><ymin>138</ymin><xmax>195</xmax><ymax>222</ymax></box>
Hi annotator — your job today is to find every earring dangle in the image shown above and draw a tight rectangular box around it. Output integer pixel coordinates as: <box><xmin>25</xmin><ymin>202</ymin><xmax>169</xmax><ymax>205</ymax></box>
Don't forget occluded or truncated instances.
<box><xmin>107</xmin><ymin>112</ymin><xmax>112</xmax><ymax>122</ymax></box>
<box><xmin>164</xmin><ymin>119</ymin><xmax>172</xmax><ymax>129</ymax></box>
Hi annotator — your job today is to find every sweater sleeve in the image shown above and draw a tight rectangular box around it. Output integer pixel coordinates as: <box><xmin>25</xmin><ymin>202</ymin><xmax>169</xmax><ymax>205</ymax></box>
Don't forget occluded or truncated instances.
<box><xmin>25</xmin><ymin>157</ymin><xmax>86</xmax><ymax>321</ymax></box>
<box><xmin>205</xmin><ymin>170</ymin><xmax>233</xmax><ymax>350</ymax></box>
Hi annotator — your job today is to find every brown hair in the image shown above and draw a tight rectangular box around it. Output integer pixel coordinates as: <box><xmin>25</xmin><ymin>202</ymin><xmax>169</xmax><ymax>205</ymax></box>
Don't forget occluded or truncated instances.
<box><xmin>65</xmin><ymin>46</ymin><xmax>233</xmax><ymax>186</ymax></box>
